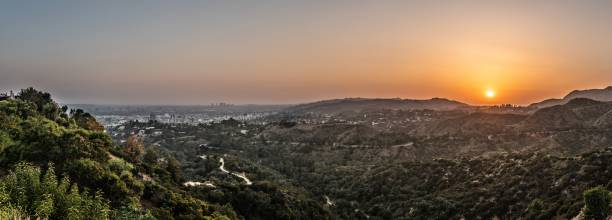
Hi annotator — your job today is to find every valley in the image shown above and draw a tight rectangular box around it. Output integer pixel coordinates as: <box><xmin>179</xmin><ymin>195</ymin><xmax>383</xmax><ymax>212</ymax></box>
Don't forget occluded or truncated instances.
<box><xmin>97</xmin><ymin>87</ymin><xmax>612</xmax><ymax>219</ymax></box>
<box><xmin>4</xmin><ymin>87</ymin><xmax>612</xmax><ymax>219</ymax></box>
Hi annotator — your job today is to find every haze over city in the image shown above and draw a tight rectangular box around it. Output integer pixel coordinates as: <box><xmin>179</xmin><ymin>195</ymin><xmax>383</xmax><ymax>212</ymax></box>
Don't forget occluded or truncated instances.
<box><xmin>6</xmin><ymin>1</ymin><xmax>612</xmax><ymax>219</ymax></box>
<box><xmin>2</xmin><ymin>0</ymin><xmax>612</xmax><ymax>105</ymax></box>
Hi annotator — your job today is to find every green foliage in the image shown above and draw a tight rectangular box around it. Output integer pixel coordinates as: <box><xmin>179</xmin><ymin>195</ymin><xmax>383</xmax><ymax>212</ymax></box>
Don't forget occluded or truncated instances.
<box><xmin>0</xmin><ymin>88</ymin><xmax>238</xmax><ymax>220</ymax></box>
<box><xmin>65</xmin><ymin>158</ymin><xmax>139</xmax><ymax>208</ymax></box>
<box><xmin>0</xmin><ymin>206</ymin><xmax>38</xmax><ymax>220</ymax></box>
<box><xmin>143</xmin><ymin>148</ymin><xmax>159</xmax><ymax>166</ymax></box>
<box><xmin>16</xmin><ymin>87</ymin><xmax>60</xmax><ymax>120</ymax></box>
<box><xmin>0</xmin><ymin>131</ymin><xmax>12</xmax><ymax>153</ymax></box>
<box><xmin>0</xmin><ymin>163</ymin><xmax>111</xmax><ymax>219</ymax></box>
<box><xmin>141</xmin><ymin>182</ymin><xmax>238</xmax><ymax>220</ymax></box>
<box><xmin>166</xmin><ymin>157</ymin><xmax>183</xmax><ymax>183</ymax></box>
<box><xmin>128</xmin><ymin>118</ymin><xmax>612</xmax><ymax>219</ymax></box>
<box><xmin>583</xmin><ymin>186</ymin><xmax>611</xmax><ymax>220</ymax></box>
<box><xmin>190</xmin><ymin>181</ymin><xmax>331</xmax><ymax>220</ymax></box>
<box><xmin>0</xmin><ymin>115</ymin><xmax>108</xmax><ymax>166</ymax></box>
<box><xmin>18</xmin><ymin>87</ymin><xmax>612</xmax><ymax>219</ymax></box>
<box><xmin>524</xmin><ymin>198</ymin><xmax>546</xmax><ymax>220</ymax></box>
<box><xmin>70</xmin><ymin>109</ymin><xmax>104</xmax><ymax>131</ymax></box>
<box><xmin>108</xmin><ymin>154</ymin><xmax>135</xmax><ymax>174</ymax></box>
<box><xmin>124</xmin><ymin>135</ymin><xmax>145</xmax><ymax>163</ymax></box>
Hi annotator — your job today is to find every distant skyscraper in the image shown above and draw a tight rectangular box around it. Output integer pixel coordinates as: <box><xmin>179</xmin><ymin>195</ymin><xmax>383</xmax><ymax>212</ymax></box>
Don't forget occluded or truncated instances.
<box><xmin>149</xmin><ymin>113</ymin><xmax>157</xmax><ymax>122</ymax></box>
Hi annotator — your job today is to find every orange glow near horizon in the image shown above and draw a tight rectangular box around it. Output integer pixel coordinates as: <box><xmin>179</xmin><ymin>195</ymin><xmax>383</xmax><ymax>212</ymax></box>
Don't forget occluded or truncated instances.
<box><xmin>2</xmin><ymin>2</ymin><xmax>612</xmax><ymax>105</ymax></box>
<box><xmin>485</xmin><ymin>89</ymin><xmax>495</xmax><ymax>98</ymax></box>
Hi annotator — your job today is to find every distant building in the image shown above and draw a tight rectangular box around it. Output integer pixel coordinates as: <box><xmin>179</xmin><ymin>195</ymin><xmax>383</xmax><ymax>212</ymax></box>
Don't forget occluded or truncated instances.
<box><xmin>152</xmin><ymin>130</ymin><xmax>163</xmax><ymax>136</ymax></box>
<box><xmin>149</xmin><ymin>113</ymin><xmax>157</xmax><ymax>122</ymax></box>
<box><xmin>211</xmin><ymin>102</ymin><xmax>234</xmax><ymax>107</ymax></box>
<box><xmin>0</xmin><ymin>90</ymin><xmax>15</xmax><ymax>101</ymax></box>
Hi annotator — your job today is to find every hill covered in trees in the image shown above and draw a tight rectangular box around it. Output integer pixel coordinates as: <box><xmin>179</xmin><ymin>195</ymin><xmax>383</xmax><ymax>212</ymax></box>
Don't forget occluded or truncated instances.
<box><xmin>0</xmin><ymin>88</ymin><xmax>333</xmax><ymax>220</ymax></box>
<box><xmin>114</xmin><ymin>109</ymin><xmax>612</xmax><ymax>219</ymax></box>
<box><xmin>0</xmin><ymin>88</ymin><xmax>243</xmax><ymax>219</ymax></box>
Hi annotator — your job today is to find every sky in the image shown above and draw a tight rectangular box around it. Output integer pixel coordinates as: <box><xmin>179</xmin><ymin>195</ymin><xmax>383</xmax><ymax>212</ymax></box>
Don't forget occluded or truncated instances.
<box><xmin>1</xmin><ymin>0</ymin><xmax>612</xmax><ymax>105</ymax></box>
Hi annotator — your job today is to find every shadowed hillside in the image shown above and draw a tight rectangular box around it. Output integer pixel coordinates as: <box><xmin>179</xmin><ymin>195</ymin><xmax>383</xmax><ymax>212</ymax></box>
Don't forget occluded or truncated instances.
<box><xmin>530</xmin><ymin>86</ymin><xmax>612</xmax><ymax>109</ymax></box>
<box><xmin>285</xmin><ymin>98</ymin><xmax>469</xmax><ymax>115</ymax></box>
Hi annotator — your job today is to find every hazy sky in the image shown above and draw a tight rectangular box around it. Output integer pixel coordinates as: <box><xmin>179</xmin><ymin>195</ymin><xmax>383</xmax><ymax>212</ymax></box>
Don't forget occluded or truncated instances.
<box><xmin>2</xmin><ymin>0</ymin><xmax>612</xmax><ymax>105</ymax></box>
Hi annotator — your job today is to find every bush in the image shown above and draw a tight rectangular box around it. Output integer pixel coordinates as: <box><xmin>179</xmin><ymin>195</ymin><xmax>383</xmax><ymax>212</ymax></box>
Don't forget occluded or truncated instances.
<box><xmin>0</xmin><ymin>163</ymin><xmax>111</xmax><ymax>219</ymax></box>
<box><xmin>583</xmin><ymin>186</ymin><xmax>611</xmax><ymax>220</ymax></box>
<box><xmin>525</xmin><ymin>198</ymin><xmax>546</xmax><ymax>220</ymax></box>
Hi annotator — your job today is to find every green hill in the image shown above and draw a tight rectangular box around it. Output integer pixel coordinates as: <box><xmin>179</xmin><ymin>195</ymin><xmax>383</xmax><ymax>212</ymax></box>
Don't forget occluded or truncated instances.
<box><xmin>0</xmin><ymin>88</ymin><xmax>236</xmax><ymax>219</ymax></box>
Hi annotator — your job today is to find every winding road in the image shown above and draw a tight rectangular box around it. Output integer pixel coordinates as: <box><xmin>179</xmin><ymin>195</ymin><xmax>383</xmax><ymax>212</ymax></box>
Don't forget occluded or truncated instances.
<box><xmin>219</xmin><ymin>158</ymin><xmax>253</xmax><ymax>185</ymax></box>
<box><xmin>184</xmin><ymin>155</ymin><xmax>253</xmax><ymax>187</ymax></box>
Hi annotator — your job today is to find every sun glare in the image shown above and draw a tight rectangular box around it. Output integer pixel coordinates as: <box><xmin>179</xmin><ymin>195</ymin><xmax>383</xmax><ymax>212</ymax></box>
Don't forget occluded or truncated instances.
<box><xmin>485</xmin><ymin>89</ymin><xmax>495</xmax><ymax>98</ymax></box>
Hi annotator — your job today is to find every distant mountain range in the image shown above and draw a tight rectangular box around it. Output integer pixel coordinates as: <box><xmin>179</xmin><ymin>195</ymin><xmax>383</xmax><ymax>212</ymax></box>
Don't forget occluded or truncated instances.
<box><xmin>285</xmin><ymin>97</ymin><xmax>468</xmax><ymax>114</ymax></box>
<box><xmin>286</xmin><ymin>86</ymin><xmax>612</xmax><ymax>115</ymax></box>
<box><xmin>530</xmin><ymin>86</ymin><xmax>612</xmax><ymax>108</ymax></box>
<box><xmin>419</xmin><ymin>97</ymin><xmax>612</xmax><ymax>134</ymax></box>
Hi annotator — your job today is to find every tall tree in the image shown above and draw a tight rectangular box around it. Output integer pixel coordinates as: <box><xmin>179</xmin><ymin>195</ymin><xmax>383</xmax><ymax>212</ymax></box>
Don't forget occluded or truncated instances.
<box><xmin>16</xmin><ymin>87</ymin><xmax>60</xmax><ymax>120</ymax></box>
<box><xmin>71</xmin><ymin>108</ymin><xmax>104</xmax><ymax>131</ymax></box>
<box><xmin>124</xmin><ymin>135</ymin><xmax>145</xmax><ymax>163</ymax></box>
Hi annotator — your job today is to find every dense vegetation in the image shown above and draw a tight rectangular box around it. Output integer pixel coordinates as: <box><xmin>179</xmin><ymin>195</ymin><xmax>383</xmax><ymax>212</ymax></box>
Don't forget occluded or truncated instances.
<box><xmin>0</xmin><ymin>88</ymin><xmax>237</xmax><ymax>219</ymax></box>
<box><xmin>114</xmin><ymin>100</ymin><xmax>612</xmax><ymax>219</ymax></box>
<box><xmin>119</xmin><ymin>121</ymin><xmax>334</xmax><ymax>219</ymax></box>
<box><xmin>0</xmin><ymin>163</ymin><xmax>110</xmax><ymax>219</ymax></box>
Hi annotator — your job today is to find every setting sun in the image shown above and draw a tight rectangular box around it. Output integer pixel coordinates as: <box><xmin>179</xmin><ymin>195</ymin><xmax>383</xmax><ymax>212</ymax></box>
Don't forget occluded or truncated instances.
<box><xmin>485</xmin><ymin>89</ymin><xmax>496</xmax><ymax>98</ymax></box>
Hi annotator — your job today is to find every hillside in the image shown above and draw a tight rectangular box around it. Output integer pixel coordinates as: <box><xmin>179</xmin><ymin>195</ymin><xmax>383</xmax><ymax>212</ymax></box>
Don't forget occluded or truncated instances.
<box><xmin>295</xmin><ymin>148</ymin><xmax>612</xmax><ymax>219</ymax></box>
<box><xmin>1</xmin><ymin>88</ymin><xmax>338</xmax><ymax>220</ymax></box>
<box><xmin>521</xmin><ymin>98</ymin><xmax>612</xmax><ymax>131</ymax></box>
<box><xmin>110</xmin><ymin>115</ymin><xmax>612</xmax><ymax>219</ymax></box>
<box><xmin>412</xmin><ymin>112</ymin><xmax>527</xmax><ymax>136</ymax></box>
<box><xmin>285</xmin><ymin>98</ymin><xmax>468</xmax><ymax>115</ymax></box>
<box><xmin>0</xmin><ymin>88</ymin><xmax>241</xmax><ymax>219</ymax></box>
<box><xmin>530</xmin><ymin>86</ymin><xmax>612</xmax><ymax>108</ymax></box>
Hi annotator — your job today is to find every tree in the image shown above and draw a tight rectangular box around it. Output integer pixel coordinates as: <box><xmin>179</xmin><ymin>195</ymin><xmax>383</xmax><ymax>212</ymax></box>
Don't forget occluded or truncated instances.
<box><xmin>16</xmin><ymin>87</ymin><xmax>60</xmax><ymax>120</ymax></box>
<box><xmin>525</xmin><ymin>198</ymin><xmax>546</xmax><ymax>220</ymax></box>
<box><xmin>143</xmin><ymin>148</ymin><xmax>160</xmax><ymax>165</ymax></box>
<box><xmin>71</xmin><ymin>108</ymin><xmax>104</xmax><ymax>131</ymax></box>
<box><xmin>166</xmin><ymin>157</ymin><xmax>182</xmax><ymax>183</ymax></box>
<box><xmin>583</xmin><ymin>186</ymin><xmax>611</xmax><ymax>220</ymax></box>
<box><xmin>124</xmin><ymin>135</ymin><xmax>145</xmax><ymax>163</ymax></box>
<box><xmin>0</xmin><ymin>163</ymin><xmax>111</xmax><ymax>219</ymax></box>
<box><xmin>0</xmin><ymin>89</ymin><xmax>236</xmax><ymax>220</ymax></box>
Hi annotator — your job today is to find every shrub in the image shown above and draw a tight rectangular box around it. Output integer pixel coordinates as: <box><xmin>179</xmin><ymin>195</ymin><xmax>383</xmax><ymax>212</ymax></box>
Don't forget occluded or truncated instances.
<box><xmin>0</xmin><ymin>163</ymin><xmax>111</xmax><ymax>219</ymax></box>
<box><xmin>583</xmin><ymin>186</ymin><xmax>611</xmax><ymax>220</ymax></box>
